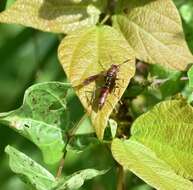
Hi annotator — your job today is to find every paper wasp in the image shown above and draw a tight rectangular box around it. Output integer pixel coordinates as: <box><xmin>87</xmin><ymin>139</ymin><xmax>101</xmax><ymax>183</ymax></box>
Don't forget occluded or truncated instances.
<box><xmin>79</xmin><ymin>59</ymin><xmax>130</xmax><ymax>110</ymax></box>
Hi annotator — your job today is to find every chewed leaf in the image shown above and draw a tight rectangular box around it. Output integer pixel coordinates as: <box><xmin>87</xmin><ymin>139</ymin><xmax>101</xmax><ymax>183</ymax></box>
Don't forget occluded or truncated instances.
<box><xmin>111</xmin><ymin>139</ymin><xmax>193</xmax><ymax>190</ymax></box>
<box><xmin>0</xmin><ymin>82</ymin><xmax>70</xmax><ymax>164</ymax></box>
<box><xmin>131</xmin><ymin>99</ymin><xmax>193</xmax><ymax>179</ymax></box>
<box><xmin>113</xmin><ymin>0</ymin><xmax>193</xmax><ymax>70</ymax></box>
<box><xmin>5</xmin><ymin>145</ymin><xmax>56</xmax><ymax>190</ymax></box>
<box><xmin>58</xmin><ymin>25</ymin><xmax>135</xmax><ymax>139</ymax></box>
<box><xmin>55</xmin><ymin>168</ymin><xmax>108</xmax><ymax>190</ymax></box>
<box><xmin>0</xmin><ymin>0</ymin><xmax>107</xmax><ymax>34</ymax></box>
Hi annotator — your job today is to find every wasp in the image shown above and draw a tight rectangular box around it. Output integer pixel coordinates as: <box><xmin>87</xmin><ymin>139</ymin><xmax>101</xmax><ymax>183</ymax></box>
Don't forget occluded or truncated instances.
<box><xmin>79</xmin><ymin>59</ymin><xmax>130</xmax><ymax>110</ymax></box>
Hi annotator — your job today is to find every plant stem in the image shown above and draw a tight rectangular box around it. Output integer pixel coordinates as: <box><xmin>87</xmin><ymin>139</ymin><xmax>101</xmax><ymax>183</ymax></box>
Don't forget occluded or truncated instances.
<box><xmin>56</xmin><ymin>136</ymin><xmax>69</xmax><ymax>178</ymax></box>
<box><xmin>116</xmin><ymin>165</ymin><xmax>125</xmax><ymax>190</ymax></box>
<box><xmin>101</xmin><ymin>14</ymin><xmax>110</xmax><ymax>25</ymax></box>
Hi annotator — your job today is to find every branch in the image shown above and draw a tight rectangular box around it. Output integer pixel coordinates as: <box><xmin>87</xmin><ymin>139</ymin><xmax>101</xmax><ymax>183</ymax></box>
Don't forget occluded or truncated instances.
<box><xmin>116</xmin><ymin>164</ymin><xmax>125</xmax><ymax>190</ymax></box>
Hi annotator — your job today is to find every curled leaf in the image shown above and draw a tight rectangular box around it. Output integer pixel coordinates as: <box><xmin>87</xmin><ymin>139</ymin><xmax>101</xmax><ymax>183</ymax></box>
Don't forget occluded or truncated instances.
<box><xmin>55</xmin><ymin>168</ymin><xmax>108</xmax><ymax>190</ymax></box>
<box><xmin>0</xmin><ymin>82</ymin><xmax>70</xmax><ymax>164</ymax></box>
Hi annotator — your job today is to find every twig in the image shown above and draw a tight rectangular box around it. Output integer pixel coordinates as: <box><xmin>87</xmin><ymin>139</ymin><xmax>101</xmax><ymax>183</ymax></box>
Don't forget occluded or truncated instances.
<box><xmin>100</xmin><ymin>14</ymin><xmax>110</xmax><ymax>25</ymax></box>
<box><xmin>56</xmin><ymin>136</ymin><xmax>69</xmax><ymax>178</ymax></box>
<box><xmin>116</xmin><ymin>165</ymin><xmax>125</xmax><ymax>190</ymax></box>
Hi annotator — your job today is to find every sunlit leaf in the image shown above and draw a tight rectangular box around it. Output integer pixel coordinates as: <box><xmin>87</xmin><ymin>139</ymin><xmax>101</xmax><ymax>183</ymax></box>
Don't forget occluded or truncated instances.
<box><xmin>113</xmin><ymin>0</ymin><xmax>193</xmax><ymax>70</ymax></box>
<box><xmin>0</xmin><ymin>0</ymin><xmax>107</xmax><ymax>34</ymax></box>
<box><xmin>55</xmin><ymin>168</ymin><xmax>108</xmax><ymax>190</ymax></box>
<box><xmin>5</xmin><ymin>145</ymin><xmax>56</xmax><ymax>190</ymax></box>
<box><xmin>0</xmin><ymin>82</ymin><xmax>71</xmax><ymax>164</ymax></box>
<box><xmin>131</xmin><ymin>99</ymin><xmax>193</xmax><ymax>179</ymax></box>
<box><xmin>112</xmin><ymin>139</ymin><xmax>193</xmax><ymax>190</ymax></box>
<box><xmin>58</xmin><ymin>25</ymin><xmax>135</xmax><ymax>139</ymax></box>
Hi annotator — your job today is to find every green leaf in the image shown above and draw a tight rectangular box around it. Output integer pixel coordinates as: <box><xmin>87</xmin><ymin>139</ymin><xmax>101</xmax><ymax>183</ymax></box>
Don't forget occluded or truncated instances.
<box><xmin>5</xmin><ymin>0</ymin><xmax>15</xmax><ymax>8</ymax></box>
<box><xmin>58</xmin><ymin>25</ymin><xmax>135</xmax><ymax>139</ymax></box>
<box><xmin>0</xmin><ymin>82</ymin><xmax>70</xmax><ymax>164</ymax></box>
<box><xmin>111</xmin><ymin>139</ymin><xmax>193</xmax><ymax>190</ymax></box>
<box><xmin>108</xmin><ymin>119</ymin><xmax>117</xmax><ymax>138</ymax></box>
<box><xmin>55</xmin><ymin>168</ymin><xmax>108</xmax><ymax>190</ymax></box>
<box><xmin>70</xmin><ymin>114</ymin><xmax>95</xmax><ymax>135</ymax></box>
<box><xmin>149</xmin><ymin>64</ymin><xmax>184</xmax><ymax>98</ymax></box>
<box><xmin>188</xmin><ymin>65</ymin><xmax>193</xmax><ymax>88</ymax></box>
<box><xmin>131</xmin><ymin>99</ymin><xmax>193</xmax><ymax>179</ymax></box>
<box><xmin>5</xmin><ymin>145</ymin><xmax>56</xmax><ymax>190</ymax></box>
<box><xmin>67</xmin><ymin>134</ymin><xmax>99</xmax><ymax>153</ymax></box>
<box><xmin>180</xmin><ymin>2</ymin><xmax>193</xmax><ymax>24</ymax></box>
<box><xmin>0</xmin><ymin>0</ymin><xmax>107</xmax><ymax>34</ymax></box>
<box><xmin>113</xmin><ymin>0</ymin><xmax>193</xmax><ymax>70</ymax></box>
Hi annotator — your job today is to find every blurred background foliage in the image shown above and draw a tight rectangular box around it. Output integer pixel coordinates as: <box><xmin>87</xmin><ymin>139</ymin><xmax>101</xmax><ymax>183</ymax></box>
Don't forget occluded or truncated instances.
<box><xmin>0</xmin><ymin>0</ymin><xmax>193</xmax><ymax>190</ymax></box>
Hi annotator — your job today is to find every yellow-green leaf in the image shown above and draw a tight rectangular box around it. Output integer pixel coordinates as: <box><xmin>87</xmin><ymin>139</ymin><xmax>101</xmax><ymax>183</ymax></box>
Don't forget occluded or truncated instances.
<box><xmin>113</xmin><ymin>0</ymin><xmax>193</xmax><ymax>70</ymax></box>
<box><xmin>112</xmin><ymin>139</ymin><xmax>193</xmax><ymax>190</ymax></box>
<box><xmin>0</xmin><ymin>0</ymin><xmax>107</xmax><ymax>34</ymax></box>
<box><xmin>58</xmin><ymin>25</ymin><xmax>135</xmax><ymax>139</ymax></box>
<box><xmin>131</xmin><ymin>99</ymin><xmax>193</xmax><ymax>179</ymax></box>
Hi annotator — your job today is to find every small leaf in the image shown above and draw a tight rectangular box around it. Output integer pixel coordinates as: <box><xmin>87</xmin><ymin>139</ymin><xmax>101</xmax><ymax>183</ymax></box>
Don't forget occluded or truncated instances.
<box><xmin>108</xmin><ymin>119</ymin><xmax>117</xmax><ymax>138</ymax></box>
<box><xmin>5</xmin><ymin>145</ymin><xmax>56</xmax><ymax>190</ymax></box>
<box><xmin>0</xmin><ymin>82</ymin><xmax>70</xmax><ymax>164</ymax></box>
<box><xmin>131</xmin><ymin>99</ymin><xmax>193</xmax><ymax>179</ymax></box>
<box><xmin>111</xmin><ymin>139</ymin><xmax>193</xmax><ymax>190</ymax></box>
<box><xmin>58</xmin><ymin>25</ymin><xmax>135</xmax><ymax>139</ymax></box>
<box><xmin>70</xmin><ymin>114</ymin><xmax>95</xmax><ymax>135</ymax></box>
<box><xmin>113</xmin><ymin>0</ymin><xmax>193</xmax><ymax>70</ymax></box>
<box><xmin>149</xmin><ymin>64</ymin><xmax>184</xmax><ymax>98</ymax></box>
<box><xmin>0</xmin><ymin>0</ymin><xmax>107</xmax><ymax>34</ymax></box>
<box><xmin>67</xmin><ymin>134</ymin><xmax>99</xmax><ymax>153</ymax></box>
<box><xmin>55</xmin><ymin>168</ymin><xmax>108</xmax><ymax>190</ymax></box>
<box><xmin>180</xmin><ymin>2</ymin><xmax>193</xmax><ymax>24</ymax></box>
<box><xmin>188</xmin><ymin>65</ymin><xmax>193</xmax><ymax>88</ymax></box>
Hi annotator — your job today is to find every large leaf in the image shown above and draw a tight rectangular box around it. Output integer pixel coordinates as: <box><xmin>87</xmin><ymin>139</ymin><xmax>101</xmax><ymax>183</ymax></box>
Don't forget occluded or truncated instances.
<box><xmin>111</xmin><ymin>139</ymin><xmax>193</xmax><ymax>190</ymax></box>
<box><xmin>0</xmin><ymin>0</ymin><xmax>107</xmax><ymax>34</ymax></box>
<box><xmin>58</xmin><ymin>25</ymin><xmax>135</xmax><ymax>139</ymax></box>
<box><xmin>113</xmin><ymin>0</ymin><xmax>193</xmax><ymax>70</ymax></box>
<box><xmin>131</xmin><ymin>99</ymin><xmax>193</xmax><ymax>179</ymax></box>
<box><xmin>0</xmin><ymin>82</ymin><xmax>70</xmax><ymax>164</ymax></box>
<box><xmin>5</xmin><ymin>145</ymin><xmax>56</xmax><ymax>190</ymax></box>
<box><xmin>55</xmin><ymin>168</ymin><xmax>108</xmax><ymax>190</ymax></box>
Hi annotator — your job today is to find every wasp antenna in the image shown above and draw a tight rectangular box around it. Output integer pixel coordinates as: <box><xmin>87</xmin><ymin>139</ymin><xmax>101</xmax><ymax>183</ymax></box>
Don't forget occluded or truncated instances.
<box><xmin>99</xmin><ymin>60</ymin><xmax>106</xmax><ymax>70</ymax></box>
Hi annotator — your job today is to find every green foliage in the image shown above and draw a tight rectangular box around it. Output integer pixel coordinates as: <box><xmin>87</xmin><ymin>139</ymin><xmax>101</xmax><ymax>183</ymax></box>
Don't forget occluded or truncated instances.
<box><xmin>188</xmin><ymin>65</ymin><xmax>193</xmax><ymax>88</ymax></box>
<box><xmin>0</xmin><ymin>82</ymin><xmax>71</xmax><ymax>164</ymax></box>
<box><xmin>0</xmin><ymin>0</ymin><xmax>193</xmax><ymax>190</ymax></box>
<box><xmin>6</xmin><ymin>145</ymin><xmax>108</xmax><ymax>190</ymax></box>
<box><xmin>113</xmin><ymin>0</ymin><xmax>193</xmax><ymax>70</ymax></box>
<box><xmin>55</xmin><ymin>169</ymin><xmax>108</xmax><ymax>190</ymax></box>
<box><xmin>5</xmin><ymin>145</ymin><xmax>56</xmax><ymax>190</ymax></box>
<box><xmin>112</xmin><ymin>139</ymin><xmax>193</xmax><ymax>190</ymax></box>
<box><xmin>0</xmin><ymin>0</ymin><xmax>107</xmax><ymax>33</ymax></box>
<box><xmin>131</xmin><ymin>99</ymin><xmax>193</xmax><ymax>179</ymax></box>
